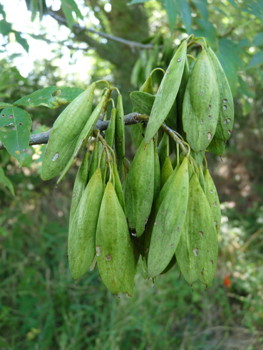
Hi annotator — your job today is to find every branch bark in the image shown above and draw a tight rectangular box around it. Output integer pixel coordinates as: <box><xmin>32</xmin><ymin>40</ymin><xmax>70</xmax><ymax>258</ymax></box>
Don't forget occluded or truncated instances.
<box><xmin>47</xmin><ymin>10</ymin><xmax>154</xmax><ymax>50</ymax></box>
<box><xmin>0</xmin><ymin>113</ymin><xmax>140</xmax><ymax>150</ymax></box>
<box><xmin>0</xmin><ymin>112</ymin><xmax>188</xmax><ymax>155</ymax></box>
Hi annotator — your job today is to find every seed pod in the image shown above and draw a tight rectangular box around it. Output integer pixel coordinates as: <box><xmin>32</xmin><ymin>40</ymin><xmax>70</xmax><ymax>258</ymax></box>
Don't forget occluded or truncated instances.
<box><xmin>175</xmin><ymin>173</ymin><xmax>211</xmax><ymax>285</ymax></box>
<box><xmin>204</xmin><ymin>168</ymin><xmax>221</xmax><ymax>233</ymax></box>
<box><xmin>101</xmin><ymin>107</ymin><xmax>116</xmax><ymax>177</ymax></box>
<box><xmin>207</xmin><ymin>136</ymin><xmax>225</xmax><ymax>156</ymax></box>
<box><xmin>89</xmin><ymin>138</ymin><xmax>102</xmax><ymax>181</ymax></box>
<box><xmin>160</xmin><ymin>255</ymin><xmax>176</xmax><ymax>275</ymax></box>
<box><xmin>177</xmin><ymin>58</ymin><xmax>190</xmax><ymax>139</ymax></box>
<box><xmin>131</xmin><ymin>75</ymin><xmax>154</xmax><ymax>148</ymax></box>
<box><xmin>148</xmin><ymin>157</ymin><xmax>189</xmax><ymax>277</ymax></box>
<box><xmin>125</xmin><ymin>138</ymin><xmax>155</xmax><ymax>237</ymax></box>
<box><xmin>198</xmin><ymin>220</ymin><xmax>218</xmax><ymax>286</ymax></box>
<box><xmin>69</xmin><ymin>151</ymin><xmax>89</xmax><ymax>226</ymax></box>
<box><xmin>182</xmin><ymin>49</ymin><xmax>219</xmax><ymax>153</ymax></box>
<box><xmin>158</xmin><ymin>132</ymin><xmax>169</xmax><ymax>170</ymax></box>
<box><xmin>190</xmin><ymin>149</ymin><xmax>206</xmax><ymax>168</ymax></box>
<box><xmin>113</xmin><ymin>163</ymin><xmax>126</xmax><ymax>214</ymax></box>
<box><xmin>145</xmin><ymin>40</ymin><xmax>187</xmax><ymax>143</ymax></box>
<box><xmin>199</xmin><ymin>164</ymin><xmax>205</xmax><ymax>193</ymax></box>
<box><xmin>207</xmin><ymin>47</ymin><xmax>234</xmax><ymax>141</ymax></box>
<box><xmin>41</xmin><ymin>83</ymin><xmax>96</xmax><ymax>181</ymax></box>
<box><xmin>130</xmin><ymin>91</ymin><xmax>155</xmax><ymax>116</ymax></box>
<box><xmin>57</xmin><ymin>90</ymin><xmax>109</xmax><ymax>183</ymax></box>
<box><xmin>96</xmin><ymin>181</ymin><xmax>135</xmax><ymax>295</ymax></box>
<box><xmin>115</xmin><ymin>95</ymin><xmax>125</xmax><ymax>178</ymax></box>
<box><xmin>144</xmin><ymin>164</ymin><xmax>180</xmax><ymax>267</ymax></box>
<box><xmin>161</xmin><ymin>156</ymin><xmax>173</xmax><ymax>187</ymax></box>
<box><xmin>105</xmin><ymin>107</ymin><xmax>116</xmax><ymax>149</ymax></box>
<box><xmin>153</xmin><ymin>143</ymin><xmax>161</xmax><ymax>201</ymax></box>
<box><xmin>68</xmin><ymin>168</ymin><xmax>104</xmax><ymax>281</ymax></box>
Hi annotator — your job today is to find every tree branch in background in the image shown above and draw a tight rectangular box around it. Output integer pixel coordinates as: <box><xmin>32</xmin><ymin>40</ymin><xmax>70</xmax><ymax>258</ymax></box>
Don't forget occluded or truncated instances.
<box><xmin>47</xmin><ymin>10</ymin><xmax>154</xmax><ymax>50</ymax></box>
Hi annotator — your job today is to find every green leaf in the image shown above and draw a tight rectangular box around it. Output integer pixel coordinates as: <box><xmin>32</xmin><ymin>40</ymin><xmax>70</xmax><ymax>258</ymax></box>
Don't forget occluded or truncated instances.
<box><xmin>0</xmin><ymin>103</ymin><xmax>11</xmax><ymax>109</ymax></box>
<box><xmin>238</xmin><ymin>76</ymin><xmax>255</xmax><ymax>98</ymax></box>
<box><xmin>0</xmin><ymin>166</ymin><xmax>15</xmax><ymax>195</ymax></box>
<box><xmin>228</xmin><ymin>0</ymin><xmax>238</xmax><ymax>9</ymax></box>
<box><xmin>238</xmin><ymin>38</ymin><xmax>250</xmax><ymax>47</ymax></box>
<box><xmin>177</xmin><ymin>0</ymin><xmax>192</xmax><ymax>33</ymax></box>
<box><xmin>0</xmin><ymin>19</ymin><xmax>12</xmax><ymax>35</ymax></box>
<box><xmin>14</xmin><ymin>32</ymin><xmax>29</xmax><ymax>52</ymax></box>
<box><xmin>164</xmin><ymin>0</ymin><xmax>177</xmax><ymax>31</ymax></box>
<box><xmin>192</xmin><ymin>0</ymin><xmax>208</xmax><ymax>21</ymax></box>
<box><xmin>61</xmin><ymin>0</ymin><xmax>83</xmax><ymax>30</ymax></box>
<box><xmin>253</xmin><ymin>32</ymin><xmax>263</xmax><ymax>46</ymax></box>
<box><xmin>0</xmin><ymin>106</ymin><xmax>32</xmax><ymax>166</ymax></box>
<box><xmin>128</xmin><ymin>0</ymin><xmax>149</xmax><ymax>4</ymax></box>
<box><xmin>193</xmin><ymin>20</ymin><xmax>217</xmax><ymax>49</ymax></box>
<box><xmin>247</xmin><ymin>50</ymin><xmax>263</xmax><ymax>69</ymax></box>
<box><xmin>217</xmin><ymin>51</ymin><xmax>237</xmax><ymax>97</ymax></box>
<box><xmin>14</xmin><ymin>86</ymin><xmax>84</xmax><ymax>109</ymax></box>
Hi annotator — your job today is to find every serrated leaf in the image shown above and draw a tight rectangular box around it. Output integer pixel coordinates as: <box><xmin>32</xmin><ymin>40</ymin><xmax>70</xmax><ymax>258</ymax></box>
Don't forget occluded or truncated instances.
<box><xmin>14</xmin><ymin>87</ymin><xmax>84</xmax><ymax>109</ymax></box>
<box><xmin>252</xmin><ymin>32</ymin><xmax>263</xmax><ymax>46</ymax></box>
<box><xmin>0</xmin><ymin>166</ymin><xmax>15</xmax><ymax>195</ymax></box>
<box><xmin>14</xmin><ymin>32</ymin><xmax>29</xmax><ymax>52</ymax></box>
<box><xmin>192</xmin><ymin>0</ymin><xmax>208</xmax><ymax>21</ymax></box>
<box><xmin>0</xmin><ymin>106</ymin><xmax>32</xmax><ymax>166</ymax></box>
<box><xmin>247</xmin><ymin>50</ymin><xmax>263</xmax><ymax>68</ymax></box>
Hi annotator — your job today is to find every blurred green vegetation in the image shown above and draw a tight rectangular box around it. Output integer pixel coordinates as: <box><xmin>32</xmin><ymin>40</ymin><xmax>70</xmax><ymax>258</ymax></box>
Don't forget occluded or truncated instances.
<box><xmin>1</xmin><ymin>0</ymin><xmax>263</xmax><ymax>349</ymax></box>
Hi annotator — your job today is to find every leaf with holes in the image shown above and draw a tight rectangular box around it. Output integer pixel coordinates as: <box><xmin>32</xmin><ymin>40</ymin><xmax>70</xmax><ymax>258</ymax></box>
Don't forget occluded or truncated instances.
<box><xmin>0</xmin><ymin>106</ymin><xmax>32</xmax><ymax>166</ymax></box>
<box><xmin>0</xmin><ymin>166</ymin><xmax>15</xmax><ymax>195</ymax></box>
<box><xmin>14</xmin><ymin>86</ymin><xmax>84</xmax><ymax>109</ymax></box>
<box><xmin>182</xmin><ymin>49</ymin><xmax>219</xmax><ymax>153</ymax></box>
<box><xmin>204</xmin><ymin>168</ymin><xmax>221</xmax><ymax>233</ymax></box>
<box><xmin>145</xmin><ymin>40</ymin><xmax>187</xmax><ymax>143</ymax></box>
<box><xmin>207</xmin><ymin>47</ymin><xmax>234</xmax><ymax>142</ymax></box>
<box><xmin>175</xmin><ymin>173</ymin><xmax>211</xmax><ymax>285</ymax></box>
<box><xmin>147</xmin><ymin>157</ymin><xmax>189</xmax><ymax>277</ymax></box>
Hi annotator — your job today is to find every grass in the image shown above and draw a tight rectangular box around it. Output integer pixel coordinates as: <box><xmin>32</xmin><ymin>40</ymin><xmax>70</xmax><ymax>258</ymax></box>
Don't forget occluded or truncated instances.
<box><xmin>1</xmin><ymin>169</ymin><xmax>263</xmax><ymax>350</ymax></box>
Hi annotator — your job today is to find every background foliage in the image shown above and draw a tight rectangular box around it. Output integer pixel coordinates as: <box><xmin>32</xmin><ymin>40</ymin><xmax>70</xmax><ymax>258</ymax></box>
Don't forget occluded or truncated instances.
<box><xmin>1</xmin><ymin>0</ymin><xmax>263</xmax><ymax>349</ymax></box>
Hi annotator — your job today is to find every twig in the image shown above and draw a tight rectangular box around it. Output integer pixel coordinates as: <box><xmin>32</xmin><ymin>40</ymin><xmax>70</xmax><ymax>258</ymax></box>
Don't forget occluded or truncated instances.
<box><xmin>47</xmin><ymin>10</ymin><xmax>154</xmax><ymax>50</ymax></box>
<box><xmin>0</xmin><ymin>112</ymin><xmax>188</xmax><ymax>156</ymax></box>
<box><xmin>0</xmin><ymin>112</ymin><xmax>141</xmax><ymax>150</ymax></box>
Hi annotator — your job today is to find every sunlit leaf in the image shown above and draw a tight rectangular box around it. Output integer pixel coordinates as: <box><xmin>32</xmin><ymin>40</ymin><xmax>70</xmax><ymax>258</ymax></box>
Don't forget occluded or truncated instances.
<box><xmin>14</xmin><ymin>32</ymin><xmax>29</xmax><ymax>52</ymax></box>
<box><xmin>0</xmin><ymin>166</ymin><xmax>14</xmax><ymax>195</ymax></box>
<box><xmin>177</xmin><ymin>0</ymin><xmax>192</xmax><ymax>33</ymax></box>
<box><xmin>252</xmin><ymin>32</ymin><xmax>263</xmax><ymax>46</ymax></box>
<box><xmin>247</xmin><ymin>50</ymin><xmax>263</xmax><ymax>68</ymax></box>
<box><xmin>61</xmin><ymin>0</ymin><xmax>83</xmax><ymax>30</ymax></box>
<box><xmin>0</xmin><ymin>106</ymin><xmax>32</xmax><ymax>166</ymax></box>
<box><xmin>0</xmin><ymin>19</ymin><xmax>12</xmax><ymax>35</ymax></box>
<box><xmin>192</xmin><ymin>0</ymin><xmax>208</xmax><ymax>21</ymax></box>
<box><xmin>14</xmin><ymin>86</ymin><xmax>84</xmax><ymax>109</ymax></box>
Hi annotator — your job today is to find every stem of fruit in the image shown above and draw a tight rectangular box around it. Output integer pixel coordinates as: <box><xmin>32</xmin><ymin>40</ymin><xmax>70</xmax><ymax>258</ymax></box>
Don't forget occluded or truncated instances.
<box><xmin>135</xmin><ymin>114</ymin><xmax>189</xmax><ymax>156</ymax></box>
